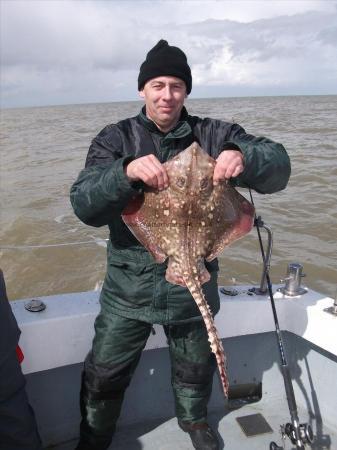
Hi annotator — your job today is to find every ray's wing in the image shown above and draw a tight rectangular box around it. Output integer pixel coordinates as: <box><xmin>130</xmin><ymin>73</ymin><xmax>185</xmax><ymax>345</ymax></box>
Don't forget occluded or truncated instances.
<box><xmin>206</xmin><ymin>182</ymin><xmax>255</xmax><ymax>262</ymax></box>
<box><xmin>122</xmin><ymin>190</ymin><xmax>169</xmax><ymax>263</ymax></box>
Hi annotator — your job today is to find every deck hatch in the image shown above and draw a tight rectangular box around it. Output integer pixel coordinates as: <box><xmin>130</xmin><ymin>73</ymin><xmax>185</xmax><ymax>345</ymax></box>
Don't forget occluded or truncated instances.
<box><xmin>236</xmin><ymin>413</ymin><xmax>273</xmax><ymax>437</ymax></box>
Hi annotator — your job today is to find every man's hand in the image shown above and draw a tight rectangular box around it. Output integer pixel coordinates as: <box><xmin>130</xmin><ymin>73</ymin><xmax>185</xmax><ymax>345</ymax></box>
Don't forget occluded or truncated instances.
<box><xmin>125</xmin><ymin>154</ymin><xmax>169</xmax><ymax>190</ymax></box>
<box><xmin>213</xmin><ymin>150</ymin><xmax>244</xmax><ymax>184</ymax></box>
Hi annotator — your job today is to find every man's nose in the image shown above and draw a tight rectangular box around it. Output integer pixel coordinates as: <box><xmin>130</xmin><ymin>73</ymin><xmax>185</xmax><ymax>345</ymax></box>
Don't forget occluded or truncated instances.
<box><xmin>162</xmin><ymin>86</ymin><xmax>173</xmax><ymax>100</ymax></box>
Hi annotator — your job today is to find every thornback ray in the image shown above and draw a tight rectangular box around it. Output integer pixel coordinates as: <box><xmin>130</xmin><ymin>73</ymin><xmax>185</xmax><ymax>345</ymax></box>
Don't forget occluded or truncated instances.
<box><xmin>122</xmin><ymin>142</ymin><xmax>255</xmax><ymax>397</ymax></box>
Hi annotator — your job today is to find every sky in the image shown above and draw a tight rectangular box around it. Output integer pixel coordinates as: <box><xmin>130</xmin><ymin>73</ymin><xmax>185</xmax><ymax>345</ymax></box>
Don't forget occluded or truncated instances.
<box><xmin>1</xmin><ymin>0</ymin><xmax>337</xmax><ymax>108</ymax></box>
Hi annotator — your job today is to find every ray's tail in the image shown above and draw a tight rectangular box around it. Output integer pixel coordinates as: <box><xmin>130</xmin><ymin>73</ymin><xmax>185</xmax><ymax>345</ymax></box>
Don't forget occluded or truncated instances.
<box><xmin>183</xmin><ymin>275</ymin><xmax>229</xmax><ymax>397</ymax></box>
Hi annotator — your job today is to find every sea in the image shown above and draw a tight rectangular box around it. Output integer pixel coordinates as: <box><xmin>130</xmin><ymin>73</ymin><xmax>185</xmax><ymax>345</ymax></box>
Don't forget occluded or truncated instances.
<box><xmin>1</xmin><ymin>95</ymin><xmax>336</xmax><ymax>301</ymax></box>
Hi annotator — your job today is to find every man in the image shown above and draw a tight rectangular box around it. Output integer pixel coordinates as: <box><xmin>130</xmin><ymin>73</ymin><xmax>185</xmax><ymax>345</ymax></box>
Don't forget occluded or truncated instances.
<box><xmin>70</xmin><ymin>40</ymin><xmax>291</xmax><ymax>450</ymax></box>
<box><xmin>0</xmin><ymin>269</ymin><xmax>42</xmax><ymax>450</ymax></box>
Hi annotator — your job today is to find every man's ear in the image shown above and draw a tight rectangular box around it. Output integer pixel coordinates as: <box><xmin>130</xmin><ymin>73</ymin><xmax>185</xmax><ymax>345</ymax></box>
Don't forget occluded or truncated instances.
<box><xmin>139</xmin><ymin>90</ymin><xmax>145</xmax><ymax>99</ymax></box>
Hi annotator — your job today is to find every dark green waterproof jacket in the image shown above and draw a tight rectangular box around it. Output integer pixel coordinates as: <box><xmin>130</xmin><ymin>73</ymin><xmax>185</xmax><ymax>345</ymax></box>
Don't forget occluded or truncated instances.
<box><xmin>70</xmin><ymin>107</ymin><xmax>291</xmax><ymax>324</ymax></box>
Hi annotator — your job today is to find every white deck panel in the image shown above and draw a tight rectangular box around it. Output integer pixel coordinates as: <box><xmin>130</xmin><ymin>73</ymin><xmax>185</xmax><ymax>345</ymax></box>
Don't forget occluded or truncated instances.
<box><xmin>10</xmin><ymin>285</ymin><xmax>337</xmax><ymax>375</ymax></box>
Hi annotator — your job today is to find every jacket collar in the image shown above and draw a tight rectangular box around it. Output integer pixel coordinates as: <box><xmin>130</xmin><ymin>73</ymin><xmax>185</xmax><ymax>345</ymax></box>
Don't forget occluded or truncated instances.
<box><xmin>138</xmin><ymin>106</ymin><xmax>191</xmax><ymax>139</ymax></box>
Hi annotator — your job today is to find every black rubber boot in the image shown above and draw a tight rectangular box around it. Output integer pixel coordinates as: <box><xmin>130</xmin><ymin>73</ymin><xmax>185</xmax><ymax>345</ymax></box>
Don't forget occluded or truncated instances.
<box><xmin>74</xmin><ymin>420</ymin><xmax>115</xmax><ymax>450</ymax></box>
<box><xmin>74</xmin><ymin>436</ymin><xmax>112</xmax><ymax>450</ymax></box>
<box><xmin>178</xmin><ymin>421</ymin><xmax>220</xmax><ymax>450</ymax></box>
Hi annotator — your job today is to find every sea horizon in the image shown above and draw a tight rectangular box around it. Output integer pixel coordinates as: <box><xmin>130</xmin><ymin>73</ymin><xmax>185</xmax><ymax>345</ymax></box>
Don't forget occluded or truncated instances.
<box><xmin>1</xmin><ymin>92</ymin><xmax>337</xmax><ymax>112</ymax></box>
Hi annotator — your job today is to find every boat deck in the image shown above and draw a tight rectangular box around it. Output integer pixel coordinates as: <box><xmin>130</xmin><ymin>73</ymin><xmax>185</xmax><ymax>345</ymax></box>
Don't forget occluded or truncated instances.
<box><xmin>49</xmin><ymin>396</ymin><xmax>335</xmax><ymax>450</ymax></box>
<box><xmin>14</xmin><ymin>286</ymin><xmax>336</xmax><ymax>450</ymax></box>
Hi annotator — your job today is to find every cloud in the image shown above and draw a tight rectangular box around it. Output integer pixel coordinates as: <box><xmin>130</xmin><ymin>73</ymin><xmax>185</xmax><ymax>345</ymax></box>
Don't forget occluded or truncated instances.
<box><xmin>1</xmin><ymin>1</ymin><xmax>147</xmax><ymax>70</ymax></box>
<box><xmin>318</xmin><ymin>25</ymin><xmax>337</xmax><ymax>46</ymax></box>
<box><xmin>177</xmin><ymin>11</ymin><xmax>337</xmax><ymax>89</ymax></box>
<box><xmin>1</xmin><ymin>0</ymin><xmax>337</xmax><ymax>107</ymax></box>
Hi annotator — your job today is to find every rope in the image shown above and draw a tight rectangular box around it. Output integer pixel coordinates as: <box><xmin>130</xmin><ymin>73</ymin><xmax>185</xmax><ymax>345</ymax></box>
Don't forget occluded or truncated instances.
<box><xmin>0</xmin><ymin>239</ymin><xmax>108</xmax><ymax>250</ymax></box>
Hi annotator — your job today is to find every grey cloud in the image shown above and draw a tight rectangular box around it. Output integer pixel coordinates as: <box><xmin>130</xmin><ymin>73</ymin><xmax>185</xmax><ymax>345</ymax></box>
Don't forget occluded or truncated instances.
<box><xmin>318</xmin><ymin>26</ymin><xmax>337</xmax><ymax>47</ymax></box>
<box><xmin>178</xmin><ymin>11</ymin><xmax>337</xmax><ymax>63</ymax></box>
<box><xmin>1</xmin><ymin>2</ymin><xmax>146</xmax><ymax>71</ymax></box>
<box><xmin>1</xmin><ymin>1</ymin><xmax>336</xmax><ymax>108</ymax></box>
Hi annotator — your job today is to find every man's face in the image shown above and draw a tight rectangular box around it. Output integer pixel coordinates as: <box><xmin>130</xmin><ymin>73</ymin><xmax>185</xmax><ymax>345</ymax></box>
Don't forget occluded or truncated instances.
<box><xmin>139</xmin><ymin>76</ymin><xmax>187</xmax><ymax>132</ymax></box>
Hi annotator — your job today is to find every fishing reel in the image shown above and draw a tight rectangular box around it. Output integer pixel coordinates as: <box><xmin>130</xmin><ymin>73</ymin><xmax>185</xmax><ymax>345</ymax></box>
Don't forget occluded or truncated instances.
<box><xmin>269</xmin><ymin>422</ymin><xmax>314</xmax><ymax>449</ymax></box>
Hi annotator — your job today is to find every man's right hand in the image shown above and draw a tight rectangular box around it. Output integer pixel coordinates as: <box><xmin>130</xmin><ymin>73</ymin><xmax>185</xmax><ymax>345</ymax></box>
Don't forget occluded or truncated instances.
<box><xmin>125</xmin><ymin>155</ymin><xmax>169</xmax><ymax>191</ymax></box>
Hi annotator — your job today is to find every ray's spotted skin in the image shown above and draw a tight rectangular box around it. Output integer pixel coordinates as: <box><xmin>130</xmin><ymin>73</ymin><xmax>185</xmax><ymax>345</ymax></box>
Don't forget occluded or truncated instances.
<box><xmin>122</xmin><ymin>142</ymin><xmax>255</xmax><ymax>396</ymax></box>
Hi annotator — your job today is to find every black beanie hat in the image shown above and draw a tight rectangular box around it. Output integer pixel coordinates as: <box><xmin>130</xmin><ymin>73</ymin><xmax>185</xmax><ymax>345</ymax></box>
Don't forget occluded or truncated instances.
<box><xmin>138</xmin><ymin>40</ymin><xmax>192</xmax><ymax>94</ymax></box>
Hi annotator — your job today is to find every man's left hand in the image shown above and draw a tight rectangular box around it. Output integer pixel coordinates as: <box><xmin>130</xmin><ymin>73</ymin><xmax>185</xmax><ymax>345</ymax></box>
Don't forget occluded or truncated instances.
<box><xmin>213</xmin><ymin>150</ymin><xmax>244</xmax><ymax>183</ymax></box>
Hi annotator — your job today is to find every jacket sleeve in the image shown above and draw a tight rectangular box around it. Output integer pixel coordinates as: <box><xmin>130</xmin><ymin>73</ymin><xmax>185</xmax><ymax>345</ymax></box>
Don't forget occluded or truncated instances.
<box><xmin>224</xmin><ymin>123</ymin><xmax>291</xmax><ymax>194</ymax></box>
<box><xmin>70</xmin><ymin>126</ymin><xmax>142</xmax><ymax>227</ymax></box>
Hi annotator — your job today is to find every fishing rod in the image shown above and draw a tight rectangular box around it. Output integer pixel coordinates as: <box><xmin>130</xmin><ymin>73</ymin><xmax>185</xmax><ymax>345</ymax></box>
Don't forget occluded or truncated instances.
<box><xmin>248</xmin><ymin>189</ymin><xmax>314</xmax><ymax>450</ymax></box>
